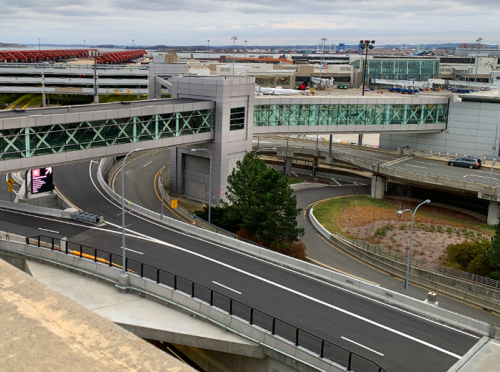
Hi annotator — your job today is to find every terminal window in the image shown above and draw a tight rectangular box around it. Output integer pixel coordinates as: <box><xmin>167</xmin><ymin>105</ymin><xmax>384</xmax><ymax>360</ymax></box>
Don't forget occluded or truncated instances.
<box><xmin>230</xmin><ymin>107</ymin><xmax>245</xmax><ymax>131</ymax></box>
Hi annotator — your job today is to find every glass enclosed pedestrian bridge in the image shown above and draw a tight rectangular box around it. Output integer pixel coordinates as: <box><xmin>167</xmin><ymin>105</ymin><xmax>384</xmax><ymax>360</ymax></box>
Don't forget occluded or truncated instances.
<box><xmin>252</xmin><ymin>97</ymin><xmax>449</xmax><ymax>135</ymax></box>
<box><xmin>0</xmin><ymin>98</ymin><xmax>214</xmax><ymax>171</ymax></box>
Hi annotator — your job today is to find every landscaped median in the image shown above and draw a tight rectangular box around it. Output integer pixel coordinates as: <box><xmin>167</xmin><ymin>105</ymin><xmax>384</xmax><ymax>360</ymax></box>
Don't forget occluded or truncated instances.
<box><xmin>310</xmin><ymin>195</ymin><xmax>500</xmax><ymax>313</ymax></box>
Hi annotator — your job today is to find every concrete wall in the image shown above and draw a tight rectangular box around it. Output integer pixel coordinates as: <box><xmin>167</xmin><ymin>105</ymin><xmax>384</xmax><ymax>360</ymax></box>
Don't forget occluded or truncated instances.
<box><xmin>170</xmin><ymin>76</ymin><xmax>255</xmax><ymax>204</ymax></box>
<box><xmin>148</xmin><ymin>62</ymin><xmax>189</xmax><ymax>98</ymax></box>
<box><xmin>380</xmin><ymin>99</ymin><xmax>500</xmax><ymax>156</ymax></box>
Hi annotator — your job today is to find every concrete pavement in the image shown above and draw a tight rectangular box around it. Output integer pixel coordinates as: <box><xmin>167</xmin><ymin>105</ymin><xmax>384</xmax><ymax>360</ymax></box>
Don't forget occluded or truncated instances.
<box><xmin>0</xmin><ymin>257</ymin><xmax>194</xmax><ymax>372</ymax></box>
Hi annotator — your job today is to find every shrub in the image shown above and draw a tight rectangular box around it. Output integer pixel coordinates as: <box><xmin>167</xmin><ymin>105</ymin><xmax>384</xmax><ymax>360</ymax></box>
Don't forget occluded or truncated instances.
<box><xmin>288</xmin><ymin>241</ymin><xmax>307</xmax><ymax>260</ymax></box>
<box><xmin>446</xmin><ymin>227</ymin><xmax>453</xmax><ymax>234</ymax></box>
<box><xmin>467</xmin><ymin>254</ymin><xmax>493</xmax><ymax>277</ymax></box>
<box><xmin>399</xmin><ymin>225</ymin><xmax>407</xmax><ymax>230</ymax></box>
<box><xmin>445</xmin><ymin>239</ymin><xmax>491</xmax><ymax>269</ymax></box>
<box><xmin>429</xmin><ymin>224</ymin><xmax>436</xmax><ymax>232</ymax></box>
<box><xmin>437</xmin><ymin>226</ymin><xmax>443</xmax><ymax>233</ymax></box>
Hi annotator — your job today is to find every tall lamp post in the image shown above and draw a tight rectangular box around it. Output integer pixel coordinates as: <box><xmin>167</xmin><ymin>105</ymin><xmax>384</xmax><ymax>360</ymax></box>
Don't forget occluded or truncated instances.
<box><xmin>488</xmin><ymin>116</ymin><xmax>500</xmax><ymax>187</ymax></box>
<box><xmin>207</xmin><ymin>40</ymin><xmax>210</xmax><ymax>61</ymax></box>
<box><xmin>84</xmin><ymin>40</ymin><xmax>86</xmax><ymax>49</ymax></box>
<box><xmin>121</xmin><ymin>148</ymin><xmax>143</xmax><ymax>276</ymax></box>
<box><xmin>244</xmin><ymin>40</ymin><xmax>248</xmax><ymax>58</ymax></box>
<box><xmin>360</xmin><ymin>39</ymin><xmax>375</xmax><ymax>96</ymax></box>
<box><xmin>191</xmin><ymin>148</ymin><xmax>212</xmax><ymax>223</ymax></box>
<box><xmin>38</xmin><ymin>38</ymin><xmax>41</xmax><ymax>51</ymax></box>
<box><xmin>319</xmin><ymin>38</ymin><xmax>327</xmax><ymax>79</ymax></box>
<box><xmin>474</xmin><ymin>37</ymin><xmax>483</xmax><ymax>83</ymax></box>
<box><xmin>397</xmin><ymin>199</ymin><xmax>431</xmax><ymax>295</ymax></box>
<box><xmin>231</xmin><ymin>36</ymin><xmax>238</xmax><ymax>75</ymax></box>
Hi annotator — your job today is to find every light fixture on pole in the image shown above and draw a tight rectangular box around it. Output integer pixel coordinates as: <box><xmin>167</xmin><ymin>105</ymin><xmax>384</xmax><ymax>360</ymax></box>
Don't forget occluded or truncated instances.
<box><xmin>191</xmin><ymin>148</ymin><xmax>212</xmax><ymax>223</ymax></box>
<box><xmin>360</xmin><ymin>39</ymin><xmax>375</xmax><ymax>96</ymax></box>
<box><xmin>489</xmin><ymin>115</ymin><xmax>500</xmax><ymax>187</ymax></box>
<box><xmin>319</xmin><ymin>38</ymin><xmax>327</xmax><ymax>79</ymax></box>
<box><xmin>244</xmin><ymin>40</ymin><xmax>248</xmax><ymax>58</ymax></box>
<box><xmin>38</xmin><ymin>38</ymin><xmax>41</xmax><ymax>51</ymax></box>
<box><xmin>207</xmin><ymin>39</ymin><xmax>210</xmax><ymax>61</ymax></box>
<box><xmin>121</xmin><ymin>147</ymin><xmax>143</xmax><ymax>276</ymax></box>
<box><xmin>84</xmin><ymin>40</ymin><xmax>86</xmax><ymax>49</ymax></box>
<box><xmin>231</xmin><ymin>36</ymin><xmax>238</xmax><ymax>75</ymax></box>
<box><xmin>397</xmin><ymin>199</ymin><xmax>431</xmax><ymax>295</ymax></box>
<box><xmin>255</xmin><ymin>147</ymin><xmax>277</xmax><ymax>154</ymax></box>
<box><xmin>474</xmin><ymin>37</ymin><xmax>483</xmax><ymax>83</ymax></box>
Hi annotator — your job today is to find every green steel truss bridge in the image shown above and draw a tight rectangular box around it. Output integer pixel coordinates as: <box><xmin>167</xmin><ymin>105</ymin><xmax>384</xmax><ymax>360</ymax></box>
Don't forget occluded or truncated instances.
<box><xmin>0</xmin><ymin>96</ymin><xmax>449</xmax><ymax>172</ymax></box>
<box><xmin>0</xmin><ymin>99</ymin><xmax>215</xmax><ymax>172</ymax></box>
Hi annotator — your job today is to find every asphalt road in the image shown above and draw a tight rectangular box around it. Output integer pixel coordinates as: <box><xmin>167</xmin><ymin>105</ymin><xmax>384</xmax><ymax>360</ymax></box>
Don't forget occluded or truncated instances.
<box><xmin>257</xmin><ymin>136</ymin><xmax>500</xmax><ymax>187</ymax></box>
<box><xmin>4</xmin><ymin>159</ymin><xmax>473</xmax><ymax>371</ymax></box>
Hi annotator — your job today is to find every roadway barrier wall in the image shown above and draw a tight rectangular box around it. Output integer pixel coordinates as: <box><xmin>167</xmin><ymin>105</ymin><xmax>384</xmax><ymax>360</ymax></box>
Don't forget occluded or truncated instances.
<box><xmin>95</xmin><ymin>158</ymin><xmax>492</xmax><ymax>338</ymax></box>
<box><xmin>309</xmin><ymin>207</ymin><xmax>500</xmax><ymax>315</ymax></box>
<box><xmin>0</xmin><ymin>198</ymin><xmax>74</xmax><ymax>219</ymax></box>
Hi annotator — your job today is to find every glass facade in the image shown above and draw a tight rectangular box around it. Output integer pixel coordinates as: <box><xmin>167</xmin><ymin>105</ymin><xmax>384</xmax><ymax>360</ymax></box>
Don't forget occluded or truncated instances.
<box><xmin>366</xmin><ymin>59</ymin><xmax>439</xmax><ymax>81</ymax></box>
<box><xmin>351</xmin><ymin>59</ymin><xmax>440</xmax><ymax>82</ymax></box>
<box><xmin>254</xmin><ymin>104</ymin><xmax>448</xmax><ymax>127</ymax></box>
<box><xmin>0</xmin><ymin>109</ymin><xmax>214</xmax><ymax>160</ymax></box>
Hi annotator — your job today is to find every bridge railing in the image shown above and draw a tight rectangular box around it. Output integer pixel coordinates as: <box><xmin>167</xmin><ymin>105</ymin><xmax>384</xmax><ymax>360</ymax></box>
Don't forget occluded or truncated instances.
<box><xmin>27</xmin><ymin>234</ymin><xmax>388</xmax><ymax>372</ymax></box>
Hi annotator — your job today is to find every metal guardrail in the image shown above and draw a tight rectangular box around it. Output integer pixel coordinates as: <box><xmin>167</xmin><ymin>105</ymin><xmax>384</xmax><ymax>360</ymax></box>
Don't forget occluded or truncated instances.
<box><xmin>339</xmin><ymin>233</ymin><xmax>500</xmax><ymax>291</ymax></box>
<box><xmin>26</xmin><ymin>234</ymin><xmax>388</xmax><ymax>372</ymax></box>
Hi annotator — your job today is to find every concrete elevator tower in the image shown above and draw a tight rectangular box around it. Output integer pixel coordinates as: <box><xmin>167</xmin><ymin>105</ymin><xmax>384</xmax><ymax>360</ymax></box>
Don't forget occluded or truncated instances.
<box><xmin>169</xmin><ymin>76</ymin><xmax>256</xmax><ymax>205</ymax></box>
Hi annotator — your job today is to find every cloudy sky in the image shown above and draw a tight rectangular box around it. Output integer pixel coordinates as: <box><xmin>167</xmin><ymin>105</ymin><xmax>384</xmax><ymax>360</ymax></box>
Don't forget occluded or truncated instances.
<box><xmin>0</xmin><ymin>0</ymin><xmax>497</xmax><ymax>46</ymax></box>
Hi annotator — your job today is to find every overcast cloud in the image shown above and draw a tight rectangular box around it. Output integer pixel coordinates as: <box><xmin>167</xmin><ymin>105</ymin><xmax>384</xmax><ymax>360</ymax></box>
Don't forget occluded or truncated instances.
<box><xmin>0</xmin><ymin>0</ymin><xmax>496</xmax><ymax>46</ymax></box>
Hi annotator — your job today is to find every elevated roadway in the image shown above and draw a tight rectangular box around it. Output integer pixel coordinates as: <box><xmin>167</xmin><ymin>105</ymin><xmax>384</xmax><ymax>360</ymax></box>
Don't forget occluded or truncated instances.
<box><xmin>0</xmin><ymin>159</ymin><xmax>481</xmax><ymax>372</ymax></box>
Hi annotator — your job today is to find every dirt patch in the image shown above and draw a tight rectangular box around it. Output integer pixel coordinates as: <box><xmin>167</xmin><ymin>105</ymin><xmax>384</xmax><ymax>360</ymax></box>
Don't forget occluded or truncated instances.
<box><xmin>339</xmin><ymin>206</ymin><xmax>490</xmax><ymax>265</ymax></box>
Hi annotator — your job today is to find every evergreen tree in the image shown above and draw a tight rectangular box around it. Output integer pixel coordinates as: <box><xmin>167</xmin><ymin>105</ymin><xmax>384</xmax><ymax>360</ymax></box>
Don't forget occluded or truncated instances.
<box><xmin>486</xmin><ymin>223</ymin><xmax>500</xmax><ymax>278</ymax></box>
<box><xmin>225</xmin><ymin>152</ymin><xmax>304</xmax><ymax>247</ymax></box>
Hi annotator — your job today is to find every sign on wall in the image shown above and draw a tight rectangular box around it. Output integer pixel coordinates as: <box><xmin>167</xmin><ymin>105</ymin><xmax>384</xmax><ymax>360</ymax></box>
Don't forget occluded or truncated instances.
<box><xmin>31</xmin><ymin>167</ymin><xmax>54</xmax><ymax>194</ymax></box>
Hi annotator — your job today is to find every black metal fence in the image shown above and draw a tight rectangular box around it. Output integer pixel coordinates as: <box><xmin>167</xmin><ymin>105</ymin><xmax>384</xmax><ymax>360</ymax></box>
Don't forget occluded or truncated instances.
<box><xmin>27</xmin><ymin>234</ymin><xmax>388</xmax><ymax>372</ymax></box>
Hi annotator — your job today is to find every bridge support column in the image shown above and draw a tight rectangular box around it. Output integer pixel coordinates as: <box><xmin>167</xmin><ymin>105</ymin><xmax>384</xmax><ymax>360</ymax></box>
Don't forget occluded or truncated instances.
<box><xmin>371</xmin><ymin>175</ymin><xmax>387</xmax><ymax>200</ymax></box>
<box><xmin>488</xmin><ymin>201</ymin><xmax>500</xmax><ymax>225</ymax></box>
<box><xmin>284</xmin><ymin>157</ymin><xmax>293</xmax><ymax>177</ymax></box>
<box><xmin>358</xmin><ymin>133</ymin><xmax>364</xmax><ymax>146</ymax></box>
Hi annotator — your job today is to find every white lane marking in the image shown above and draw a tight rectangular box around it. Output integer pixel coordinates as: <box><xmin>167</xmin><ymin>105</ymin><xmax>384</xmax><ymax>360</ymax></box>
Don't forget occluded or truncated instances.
<box><xmin>213</xmin><ymin>281</ymin><xmax>242</xmax><ymax>295</ymax></box>
<box><xmin>85</xmin><ymin>162</ymin><xmax>478</xmax><ymax>353</ymax></box>
<box><xmin>90</xmin><ymin>160</ymin><xmax>98</xmax><ymax>164</ymax></box>
<box><xmin>292</xmin><ymin>172</ymin><xmax>298</xmax><ymax>177</ymax></box>
<box><xmin>143</xmin><ymin>161</ymin><xmax>153</xmax><ymax>168</ymax></box>
<box><xmin>122</xmin><ymin>247</ymin><xmax>144</xmax><ymax>255</ymax></box>
<box><xmin>38</xmin><ymin>228</ymin><xmax>59</xmax><ymax>234</ymax></box>
<box><xmin>331</xmin><ymin>178</ymin><xmax>341</xmax><ymax>186</ymax></box>
<box><xmin>414</xmin><ymin>161</ymin><xmax>437</xmax><ymax>166</ymax></box>
<box><xmin>341</xmin><ymin>336</ymin><xmax>385</xmax><ymax>356</ymax></box>
<box><xmin>466</xmin><ymin>174</ymin><xmax>498</xmax><ymax>180</ymax></box>
<box><xmin>405</xmin><ymin>164</ymin><xmax>427</xmax><ymax>169</ymax></box>
<box><xmin>382</xmin><ymin>156</ymin><xmax>412</xmax><ymax>167</ymax></box>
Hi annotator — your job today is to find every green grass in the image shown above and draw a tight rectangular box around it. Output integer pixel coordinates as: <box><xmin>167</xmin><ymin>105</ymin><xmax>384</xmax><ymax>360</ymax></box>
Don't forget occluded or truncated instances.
<box><xmin>287</xmin><ymin>178</ymin><xmax>304</xmax><ymax>185</ymax></box>
<box><xmin>312</xmin><ymin>195</ymin><xmax>495</xmax><ymax>237</ymax></box>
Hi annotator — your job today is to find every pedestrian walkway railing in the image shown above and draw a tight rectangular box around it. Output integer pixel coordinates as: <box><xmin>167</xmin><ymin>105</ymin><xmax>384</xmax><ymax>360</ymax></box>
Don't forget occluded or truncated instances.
<box><xmin>343</xmin><ymin>234</ymin><xmax>500</xmax><ymax>290</ymax></box>
<box><xmin>27</xmin><ymin>234</ymin><xmax>388</xmax><ymax>372</ymax></box>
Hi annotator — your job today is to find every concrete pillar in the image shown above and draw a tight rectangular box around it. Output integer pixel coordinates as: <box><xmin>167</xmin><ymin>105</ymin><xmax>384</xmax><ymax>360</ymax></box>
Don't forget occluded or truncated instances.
<box><xmin>284</xmin><ymin>157</ymin><xmax>293</xmax><ymax>177</ymax></box>
<box><xmin>325</xmin><ymin>156</ymin><xmax>333</xmax><ymax>164</ymax></box>
<box><xmin>358</xmin><ymin>133</ymin><xmax>364</xmax><ymax>146</ymax></box>
<box><xmin>371</xmin><ymin>175</ymin><xmax>387</xmax><ymax>200</ymax></box>
<box><xmin>487</xmin><ymin>201</ymin><xmax>500</xmax><ymax>225</ymax></box>
<box><xmin>314</xmin><ymin>156</ymin><xmax>320</xmax><ymax>167</ymax></box>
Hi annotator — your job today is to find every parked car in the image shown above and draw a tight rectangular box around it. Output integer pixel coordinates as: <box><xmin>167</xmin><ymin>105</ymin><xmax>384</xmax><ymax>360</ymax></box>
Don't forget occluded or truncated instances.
<box><xmin>447</xmin><ymin>157</ymin><xmax>482</xmax><ymax>169</ymax></box>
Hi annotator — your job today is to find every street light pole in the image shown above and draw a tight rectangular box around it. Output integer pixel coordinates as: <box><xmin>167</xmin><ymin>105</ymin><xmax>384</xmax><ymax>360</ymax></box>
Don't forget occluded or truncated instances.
<box><xmin>245</xmin><ymin>40</ymin><xmax>248</xmax><ymax>58</ymax></box>
<box><xmin>475</xmin><ymin>37</ymin><xmax>483</xmax><ymax>83</ymax></box>
<box><xmin>121</xmin><ymin>148</ymin><xmax>143</xmax><ymax>276</ymax></box>
<box><xmin>360</xmin><ymin>40</ymin><xmax>375</xmax><ymax>96</ymax></box>
<box><xmin>38</xmin><ymin>38</ymin><xmax>41</xmax><ymax>51</ymax></box>
<box><xmin>489</xmin><ymin>116</ymin><xmax>500</xmax><ymax>187</ymax></box>
<box><xmin>319</xmin><ymin>38</ymin><xmax>327</xmax><ymax>79</ymax></box>
<box><xmin>84</xmin><ymin>40</ymin><xmax>86</xmax><ymax>49</ymax></box>
<box><xmin>191</xmin><ymin>148</ymin><xmax>212</xmax><ymax>223</ymax></box>
<box><xmin>207</xmin><ymin>40</ymin><xmax>210</xmax><ymax>61</ymax></box>
<box><xmin>397</xmin><ymin>199</ymin><xmax>431</xmax><ymax>295</ymax></box>
<box><xmin>231</xmin><ymin>36</ymin><xmax>238</xmax><ymax>75</ymax></box>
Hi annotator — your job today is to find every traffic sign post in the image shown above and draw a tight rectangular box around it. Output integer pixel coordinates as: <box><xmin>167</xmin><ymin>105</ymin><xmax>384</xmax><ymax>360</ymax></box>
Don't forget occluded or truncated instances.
<box><xmin>171</xmin><ymin>199</ymin><xmax>178</xmax><ymax>209</ymax></box>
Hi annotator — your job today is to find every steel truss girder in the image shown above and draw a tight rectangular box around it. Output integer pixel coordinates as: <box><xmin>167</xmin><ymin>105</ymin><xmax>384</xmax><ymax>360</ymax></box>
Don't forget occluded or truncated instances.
<box><xmin>0</xmin><ymin>109</ymin><xmax>214</xmax><ymax>161</ymax></box>
<box><xmin>254</xmin><ymin>104</ymin><xmax>448</xmax><ymax>127</ymax></box>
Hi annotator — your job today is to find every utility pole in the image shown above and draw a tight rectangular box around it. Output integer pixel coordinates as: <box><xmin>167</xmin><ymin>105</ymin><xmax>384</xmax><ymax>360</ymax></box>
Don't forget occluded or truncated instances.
<box><xmin>231</xmin><ymin>36</ymin><xmax>238</xmax><ymax>75</ymax></box>
<box><xmin>245</xmin><ymin>40</ymin><xmax>248</xmax><ymax>58</ymax></box>
<box><xmin>475</xmin><ymin>37</ymin><xmax>483</xmax><ymax>83</ymax></box>
<box><xmin>207</xmin><ymin>40</ymin><xmax>210</xmax><ymax>61</ymax></box>
<box><xmin>83</xmin><ymin>40</ymin><xmax>86</xmax><ymax>49</ymax></box>
<box><xmin>38</xmin><ymin>38</ymin><xmax>41</xmax><ymax>51</ymax></box>
<box><xmin>319</xmin><ymin>38</ymin><xmax>327</xmax><ymax>79</ymax></box>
